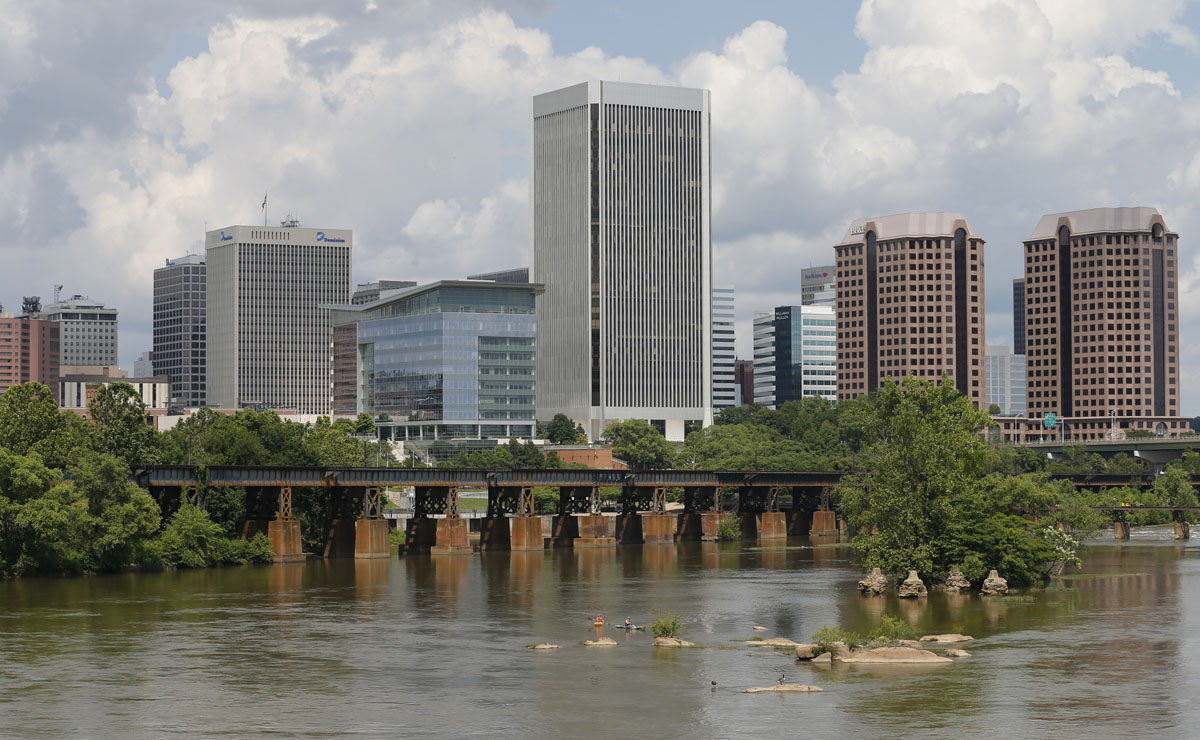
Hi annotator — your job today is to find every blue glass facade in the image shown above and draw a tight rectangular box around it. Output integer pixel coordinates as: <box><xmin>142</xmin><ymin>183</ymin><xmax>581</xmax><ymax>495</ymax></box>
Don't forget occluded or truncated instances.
<box><xmin>333</xmin><ymin>282</ymin><xmax>539</xmax><ymax>443</ymax></box>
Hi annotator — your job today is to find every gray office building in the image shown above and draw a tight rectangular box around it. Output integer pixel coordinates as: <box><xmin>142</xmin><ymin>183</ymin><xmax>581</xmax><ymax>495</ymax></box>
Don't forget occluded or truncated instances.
<box><xmin>205</xmin><ymin>222</ymin><xmax>351</xmax><ymax>414</ymax></box>
<box><xmin>153</xmin><ymin>254</ymin><xmax>206</xmax><ymax>407</ymax></box>
<box><xmin>712</xmin><ymin>285</ymin><xmax>736</xmax><ymax>412</ymax></box>
<box><xmin>353</xmin><ymin>280</ymin><xmax>416</xmax><ymax>305</ymax></box>
<box><xmin>532</xmin><ymin>80</ymin><xmax>713</xmax><ymax>442</ymax></box>
<box><xmin>753</xmin><ymin>305</ymin><xmax>837</xmax><ymax>408</ymax></box>
<box><xmin>801</xmin><ymin>266</ymin><xmax>836</xmax><ymax>306</ymax></box>
<box><xmin>1012</xmin><ymin>278</ymin><xmax>1026</xmax><ymax>356</ymax></box>
<box><xmin>38</xmin><ymin>295</ymin><xmax>118</xmax><ymax>367</ymax></box>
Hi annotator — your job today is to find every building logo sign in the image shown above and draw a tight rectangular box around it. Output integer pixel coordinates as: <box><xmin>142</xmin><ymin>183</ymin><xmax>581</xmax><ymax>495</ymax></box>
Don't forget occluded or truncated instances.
<box><xmin>316</xmin><ymin>231</ymin><xmax>346</xmax><ymax>243</ymax></box>
<box><xmin>804</xmin><ymin>272</ymin><xmax>828</xmax><ymax>279</ymax></box>
<box><xmin>219</xmin><ymin>231</ymin><xmax>232</xmax><ymax>241</ymax></box>
<box><xmin>849</xmin><ymin>224</ymin><xmax>866</xmax><ymax>235</ymax></box>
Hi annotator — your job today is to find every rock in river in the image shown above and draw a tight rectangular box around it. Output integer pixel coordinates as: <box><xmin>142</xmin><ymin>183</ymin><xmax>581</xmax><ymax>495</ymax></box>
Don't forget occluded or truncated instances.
<box><xmin>585</xmin><ymin>637</ymin><xmax>617</xmax><ymax>646</ymax></box>
<box><xmin>897</xmin><ymin>571</ymin><xmax>928</xmax><ymax>598</ymax></box>
<box><xmin>837</xmin><ymin>647</ymin><xmax>952</xmax><ymax>664</ymax></box>
<box><xmin>746</xmin><ymin>638</ymin><xmax>800</xmax><ymax>648</ymax></box>
<box><xmin>944</xmin><ymin>565</ymin><xmax>971</xmax><ymax>592</ymax></box>
<box><xmin>945</xmin><ymin>649</ymin><xmax>972</xmax><ymax>658</ymax></box>
<box><xmin>919</xmin><ymin>634</ymin><xmax>974</xmax><ymax>643</ymax></box>
<box><xmin>857</xmin><ymin>567</ymin><xmax>888</xmax><ymax>594</ymax></box>
<box><xmin>744</xmin><ymin>684</ymin><xmax>824</xmax><ymax>693</ymax></box>
<box><xmin>529</xmin><ymin>643</ymin><xmax>560</xmax><ymax>649</ymax></box>
<box><xmin>653</xmin><ymin>637</ymin><xmax>694</xmax><ymax>647</ymax></box>
<box><xmin>982</xmin><ymin>570</ymin><xmax>1009</xmax><ymax>596</ymax></box>
<box><xmin>794</xmin><ymin>643</ymin><xmax>820</xmax><ymax>660</ymax></box>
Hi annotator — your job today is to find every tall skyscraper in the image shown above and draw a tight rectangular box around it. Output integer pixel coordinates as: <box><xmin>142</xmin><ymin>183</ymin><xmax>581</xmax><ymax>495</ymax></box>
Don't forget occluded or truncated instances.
<box><xmin>753</xmin><ymin>305</ymin><xmax>837</xmax><ymax>408</ymax></box>
<box><xmin>532</xmin><ymin>80</ymin><xmax>712</xmax><ymax>442</ymax></box>
<box><xmin>1012</xmin><ymin>278</ymin><xmax>1026</xmax><ymax>356</ymax></box>
<box><xmin>1023</xmin><ymin>207</ymin><xmax>1186</xmax><ymax>438</ymax></box>
<box><xmin>205</xmin><ymin>222</ymin><xmax>351</xmax><ymax>414</ymax></box>
<box><xmin>0</xmin><ymin>313</ymin><xmax>59</xmax><ymax>400</ymax></box>
<box><xmin>712</xmin><ymin>285</ymin><xmax>736</xmax><ymax>413</ymax></box>
<box><xmin>38</xmin><ymin>295</ymin><xmax>118</xmax><ymax>367</ymax></box>
<box><xmin>153</xmin><ymin>254</ymin><xmax>206</xmax><ymax>407</ymax></box>
<box><xmin>801</xmin><ymin>266</ymin><xmax>836</xmax><ymax>306</ymax></box>
<box><xmin>835</xmin><ymin>212</ymin><xmax>986</xmax><ymax>406</ymax></box>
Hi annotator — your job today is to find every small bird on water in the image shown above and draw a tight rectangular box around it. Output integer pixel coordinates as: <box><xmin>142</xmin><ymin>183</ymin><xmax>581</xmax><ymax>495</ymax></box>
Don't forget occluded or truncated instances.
<box><xmin>778</xmin><ymin>673</ymin><xmax>786</xmax><ymax>685</ymax></box>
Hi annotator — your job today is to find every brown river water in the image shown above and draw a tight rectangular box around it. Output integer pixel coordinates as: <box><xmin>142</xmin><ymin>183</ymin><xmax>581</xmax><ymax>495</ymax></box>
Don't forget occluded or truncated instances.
<box><xmin>2</xmin><ymin>527</ymin><xmax>1198</xmax><ymax>739</ymax></box>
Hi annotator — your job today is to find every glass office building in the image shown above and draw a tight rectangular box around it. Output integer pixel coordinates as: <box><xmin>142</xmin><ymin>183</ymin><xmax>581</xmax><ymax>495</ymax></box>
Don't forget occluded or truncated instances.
<box><xmin>331</xmin><ymin>281</ymin><xmax>542</xmax><ymax>454</ymax></box>
<box><xmin>752</xmin><ymin>305</ymin><xmax>837</xmax><ymax>408</ymax></box>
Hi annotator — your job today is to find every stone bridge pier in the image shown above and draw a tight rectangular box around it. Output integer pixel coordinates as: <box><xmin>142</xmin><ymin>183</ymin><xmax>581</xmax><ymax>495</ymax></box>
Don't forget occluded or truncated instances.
<box><xmin>406</xmin><ymin>486</ymin><xmax>472</xmax><ymax>555</ymax></box>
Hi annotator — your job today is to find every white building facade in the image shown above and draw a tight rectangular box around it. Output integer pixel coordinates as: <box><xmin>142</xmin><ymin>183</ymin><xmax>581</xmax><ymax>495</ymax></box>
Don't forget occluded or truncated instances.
<box><xmin>752</xmin><ymin>304</ymin><xmax>837</xmax><ymax>408</ymax></box>
<box><xmin>712</xmin><ymin>285</ymin><xmax>736</xmax><ymax>413</ymax></box>
<box><xmin>986</xmin><ymin>345</ymin><xmax>1027</xmax><ymax>417</ymax></box>
<box><xmin>39</xmin><ymin>295</ymin><xmax>118</xmax><ymax>367</ymax></box>
<box><xmin>531</xmin><ymin>80</ymin><xmax>712</xmax><ymax>442</ymax></box>
<box><xmin>205</xmin><ymin>223</ymin><xmax>351</xmax><ymax>414</ymax></box>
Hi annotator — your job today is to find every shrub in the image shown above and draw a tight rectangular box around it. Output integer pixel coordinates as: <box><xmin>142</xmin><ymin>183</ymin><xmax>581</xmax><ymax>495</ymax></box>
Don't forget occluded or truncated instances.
<box><xmin>868</xmin><ymin>615</ymin><xmax>915</xmax><ymax>646</ymax></box>
<box><xmin>148</xmin><ymin>505</ymin><xmax>273</xmax><ymax>568</ymax></box>
<box><xmin>716</xmin><ymin>515</ymin><xmax>741</xmax><ymax>541</ymax></box>
<box><xmin>811</xmin><ymin>625</ymin><xmax>861</xmax><ymax>654</ymax></box>
<box><xmin>649</xmin><ymin>613</ymin><xmax>683</xmax><ymax>639</ymax></box>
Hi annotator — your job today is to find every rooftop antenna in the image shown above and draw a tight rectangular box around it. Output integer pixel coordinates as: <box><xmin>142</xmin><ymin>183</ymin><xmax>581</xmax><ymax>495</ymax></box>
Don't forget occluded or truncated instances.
<box><xmin>53</xmin><ymin>284</ymin><xmax>63</xmax><ymax>303</ymax></box>
<box><xmin>262</xmin><ymin>191</ymin><xmax>268</xmax><ymax>227</ymax></box>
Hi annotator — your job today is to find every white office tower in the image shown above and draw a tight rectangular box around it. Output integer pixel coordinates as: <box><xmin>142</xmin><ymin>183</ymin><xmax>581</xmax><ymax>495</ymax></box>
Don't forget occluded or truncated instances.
<box><xmin>205</xmin><ymin>222</ymin><xmax>351</xmax><ymax>414</ymax></box>
<box><xmin>532</xmin><ymin>80</ymin><xmax>713</xmax><ymax>442</ymax></box>
<box><xmin>752</xmin><ymin>312</ymin><xmax>777</xmax><ymax>408</ymax></box>
<box><xmin>712</xmin><ymin>285</ymin><xmax>736</xmax><ymax>413</ymax></box>
<box><xmin>40</xmin><ymin>295</ymin><xmax>119</xmax><ymax>366</ymax></box>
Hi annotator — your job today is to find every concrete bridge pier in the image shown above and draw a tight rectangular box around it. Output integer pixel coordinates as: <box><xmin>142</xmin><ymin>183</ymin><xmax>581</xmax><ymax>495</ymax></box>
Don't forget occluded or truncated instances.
<box><xmin>548</xmin><ymin>514</ymin><xmax>579</xmax><ymax>547</ymax></box>
<box><xmin>640</xmin><ymin>513</ymin><xmax>677</xmax><ymax>544</ymax></box>
<box><xmin>405</xmin><ymin>486</ymin><xmax>471</xmax><ymax>555</ymax></box>
<box><xmin>1175</xmin><ymin>520</ymin><xmax>1191</xmax><ymax>540</ymax></box>
<box><xmin>811</xmin><ymin>508</ymin><xmax>838</xmax><ymax>536</ymax></box>
<box><xmin>241</xmin><ymin>486</ymin><xmax>305</xmax><ymax>562</ymax></box>
<box><xmin>615</xmin><ymin>512</ymin><xmax>644</xmax><ymax>544</ymax></box>
<box><xmin>1114</xmin><ymin>521</ymin><xmax>1131</xmax><ymax>539</ymax></box>
<box><xmin>574</xmin><ymin>515</ymin><xmax>615</xmax><ymax>548</ymax></box>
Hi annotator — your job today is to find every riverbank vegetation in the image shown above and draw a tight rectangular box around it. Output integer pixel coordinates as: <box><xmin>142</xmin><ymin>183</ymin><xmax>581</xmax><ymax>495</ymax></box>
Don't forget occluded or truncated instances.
<box><xmin>0</xmin><ymin>382</ymin><xmax>392</xmax><ymax>578</ymax></box>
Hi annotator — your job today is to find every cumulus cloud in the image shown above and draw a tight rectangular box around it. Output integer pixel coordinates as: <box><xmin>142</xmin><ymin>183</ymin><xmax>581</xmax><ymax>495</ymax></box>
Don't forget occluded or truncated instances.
<box><xmin>3</xmin><ymin>0</ymin><xmax>1200</xmax><ymax>410</ymax></box>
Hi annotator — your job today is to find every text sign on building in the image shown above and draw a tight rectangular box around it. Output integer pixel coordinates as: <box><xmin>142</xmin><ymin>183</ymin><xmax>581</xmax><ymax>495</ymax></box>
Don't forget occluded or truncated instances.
<box><xmin>315</xmin><ymin>231</ymin><xmax>346</xmax><ymax>243</ymax></box>
<box><xmin>1044</xmin><ymin>412</ymin><xmax>1057</xmax><ymax>429</ymax></box>
<box><xmin>849</xmin><ymin>224</ymin><xmax>866</xmax><ymax>235</ymax></box>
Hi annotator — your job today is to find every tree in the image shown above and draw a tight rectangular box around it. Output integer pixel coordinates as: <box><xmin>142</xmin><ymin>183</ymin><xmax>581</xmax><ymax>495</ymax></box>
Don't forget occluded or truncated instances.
<box><xmin>602</xmin><ymin>420</ymin><xmax>674</xmax><ymax>470</ymax></box>
<box><xmin>88</xmin><ymin>382</ymin><xmax>161</xmax><ymax>466</ymax></box>
<box><xmin>68</xmin><ymin>452</ymin><xmax>161</xmax><ymax>572</ymax></box>
<box><xmin>0</xmin><ymin>382</ymin><xmax>65</xmax><ymax>456</ymax></box>
<box><xmin>546</xmin><ymin>414</ymin><xmax>582</xmax><ymax>445</ymax></box>
<box><xmin>987</xmin><ymin>403</ymin><xmax>1002</xmax><ymax>416</ymax></box>
<box><xmin>354</xmin><ymin>412</ymin><xmax>376</xmax><ymax>436</ymax></box>
<box><xmin>840</xmin><ymin>375</ymin><xmax>1058</xmax><ymax>585</ymax></box>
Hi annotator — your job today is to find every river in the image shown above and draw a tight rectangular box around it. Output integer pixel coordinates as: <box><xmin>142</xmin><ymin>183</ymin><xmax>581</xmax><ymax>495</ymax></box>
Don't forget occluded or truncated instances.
<box><xmin>2</xmin><ymin>527</ymin><xmax>1199</xmax><ymax>739</ymax></box>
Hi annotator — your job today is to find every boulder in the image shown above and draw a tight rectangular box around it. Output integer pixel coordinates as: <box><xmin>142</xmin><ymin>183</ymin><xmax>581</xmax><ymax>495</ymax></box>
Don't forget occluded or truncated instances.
<box><xmin>746</xmin><ymin>638</ymin><xmax>800</xmax><ymax>648</ymax></box>
<box><xmin>919</xmin><ymin>634</ymin><xmax>974</xmax><ymax>643</ymax></box>
<box><xmin>897</xmin><ymin>571</ymin><xmax>928</xmax><ymax>598</ymax></box>
<box><xmin>836</xmin><ymin>647</ymin><xmax>952</xmax><ymax>664</ymax></box>
<box><xmin>981</xmin><ymin>570</ymin><xmax>1009</xmax><ymax>596</ymax></box>
<box><xmin>944</xmin><ymin>565</ymin><xmax>971</xmax><ymax>592</ymax></box>
<box><xmin>653</xmin><ymin>637</ymin><xmax>695</xmax><ymax>647</ymax></box>
<box><xmin>743</xmin><ymin>684</ymin><xmax>824</xmax><ymax>693</ymax></box>
<box><xmin>530</xmin><ymin>643</ymin><xmax>560</xmax><ymax>649</ymax></box>
<box><xmin>794</xmin><ymin>643</ymin><xmax>820</xmax><ymax>660</ymax></box>
<box><xmin>585</xmin><ymin>637</ymin><xmax>617</xmax><ymax>646</ymax></box>
<box><xmin>811</xmin><ymin>652</ymin><xmax>833</xmax><ymax>663</ymax></box>
<box><xmin>898</xmin><ymin>640</ymin><xmax>922</xmax><ymax>647</ymax></box>
<box><xmin>945</xmin><ymin>649</ymin><xmax>971</xmax><ymax>658</ymax></box>
<box><xmin>857</xmin><ymin>567</ymin><xmax>888</xmax><ymax>594</ymax></box>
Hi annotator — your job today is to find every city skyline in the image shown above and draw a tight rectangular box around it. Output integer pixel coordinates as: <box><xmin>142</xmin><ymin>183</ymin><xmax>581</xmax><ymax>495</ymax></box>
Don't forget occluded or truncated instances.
<box><xmin>2</xmin><ymin>2</ymin><xmax>1200</xmax><ymax>412</ymax></box>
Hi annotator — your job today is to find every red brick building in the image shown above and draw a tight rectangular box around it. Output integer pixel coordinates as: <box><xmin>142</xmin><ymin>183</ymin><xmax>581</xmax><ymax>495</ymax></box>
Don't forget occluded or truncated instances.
<box><xmin>0</xmin><ymin>313</ymin><xmax>60</xmax><ymax>402</ymax></box>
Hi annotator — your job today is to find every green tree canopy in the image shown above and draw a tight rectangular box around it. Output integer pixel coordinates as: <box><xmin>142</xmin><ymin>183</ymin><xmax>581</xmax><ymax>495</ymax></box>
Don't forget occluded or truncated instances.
<box><xmin>602</xmin><ymin>419</ymin><xmax>674</xmax><ymax>470</ymax></box>
<box><xmin>88</xmin><ymin>382</ymin><xmax>161</xmax><ymax>466</ymax></box>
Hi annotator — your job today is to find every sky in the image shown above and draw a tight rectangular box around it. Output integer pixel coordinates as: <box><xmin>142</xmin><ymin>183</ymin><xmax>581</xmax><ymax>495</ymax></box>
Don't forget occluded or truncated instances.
<box><xmin>3</xmin><ymin>0</ymin><xmax>1200</xmax><ymax>411</ymax></box>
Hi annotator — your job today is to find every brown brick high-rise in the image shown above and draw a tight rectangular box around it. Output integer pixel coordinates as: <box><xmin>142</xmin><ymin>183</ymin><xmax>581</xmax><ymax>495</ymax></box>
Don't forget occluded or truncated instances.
<box><xmin>1023</xmin><ymin>207</ymin><xmax>1186</xmax><ymax>439</ymax></box>
<box><xmin>835</xmin><ymin>212</ymin><xmax>986</xmax><ymax>407</ymax></box>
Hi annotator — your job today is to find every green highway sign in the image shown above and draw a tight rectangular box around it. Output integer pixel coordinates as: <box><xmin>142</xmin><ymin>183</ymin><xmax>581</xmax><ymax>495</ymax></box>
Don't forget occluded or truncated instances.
<box><xmin>1044</xmin><ymin>412</ymin><xmax>1057</xmax><ymax>429</ymax></box>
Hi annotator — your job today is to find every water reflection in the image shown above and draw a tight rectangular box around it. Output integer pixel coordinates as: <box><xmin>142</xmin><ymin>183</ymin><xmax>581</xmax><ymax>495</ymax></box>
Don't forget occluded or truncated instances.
<box><xmin>1</xmin><ymin>537</ymin><xmax>1198</xmax><ymax>738</ymax></box>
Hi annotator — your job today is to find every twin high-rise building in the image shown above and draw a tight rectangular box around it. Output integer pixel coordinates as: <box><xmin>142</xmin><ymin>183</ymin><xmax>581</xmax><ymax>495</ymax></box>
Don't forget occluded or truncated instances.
<box><xmin>205</xmin><ymin>223</ymin><xmax>351</xmax><ymax>414</ymax></box>
<box><xmin>152</xmin><ymin>254</ymin><xmax>207</xmax><ymax>407</ymax></box>
<box><xmin>531</xmin><ymin>80</ymin><xmax>713</xmax><ymax>442</ymax></box>
<box><xmin>834</xmin><ymin>212</ymin><xmax>987</xmax><ymax>407</ymax></box>
<box><xmin>1020</xmin><ymin>207</ymin><xmax>1185</xmax><ymax>437</ymax></box>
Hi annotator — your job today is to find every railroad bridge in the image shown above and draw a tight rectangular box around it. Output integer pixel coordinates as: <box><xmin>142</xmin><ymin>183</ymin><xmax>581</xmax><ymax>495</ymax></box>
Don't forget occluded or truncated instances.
<box><xmin>113</xmin><ymin>467</ymin><xmax>1200</xmax><ymax>561</ymax></box>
